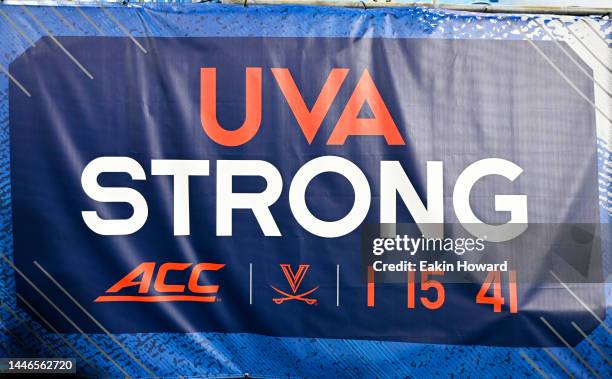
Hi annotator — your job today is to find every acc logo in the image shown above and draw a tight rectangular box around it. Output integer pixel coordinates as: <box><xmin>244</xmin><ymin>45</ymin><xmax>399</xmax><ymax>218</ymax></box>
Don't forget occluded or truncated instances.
<box><xmin>271</xmin><ymin>264</ymin><xmax>318</xmax><ymax>305</ymax></box>
<box><xmin>94</xmin><ymin>262</ymin><xmax>224</xmax><ymax>303</ymax></box>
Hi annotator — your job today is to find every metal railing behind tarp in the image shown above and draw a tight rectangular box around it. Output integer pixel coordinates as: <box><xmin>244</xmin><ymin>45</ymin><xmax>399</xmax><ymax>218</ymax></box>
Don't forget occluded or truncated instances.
<box><xmin>1</xmin><ymin>0</ymin><xmax>611</xmax><ymax>16</ymax></box>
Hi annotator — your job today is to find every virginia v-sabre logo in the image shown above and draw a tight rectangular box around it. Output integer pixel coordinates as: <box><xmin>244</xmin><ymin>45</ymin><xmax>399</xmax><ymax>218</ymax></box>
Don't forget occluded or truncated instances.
<box><xmin>271</xmin><ymin>264</ymin><xmax>318</xmax><ymax>305</ymax></box>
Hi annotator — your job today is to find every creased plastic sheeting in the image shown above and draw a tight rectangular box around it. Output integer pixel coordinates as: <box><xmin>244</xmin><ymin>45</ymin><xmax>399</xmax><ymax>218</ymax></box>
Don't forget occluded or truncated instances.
<box><xmin>0</xmin><ymin>4</ymin><xmax>610</xmax><ymax>378</ymax></box>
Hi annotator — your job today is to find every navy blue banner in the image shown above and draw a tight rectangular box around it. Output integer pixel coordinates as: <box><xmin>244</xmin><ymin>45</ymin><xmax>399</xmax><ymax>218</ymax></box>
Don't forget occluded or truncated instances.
<box><xmin>9</xmin><ymin>35</ymin><xmax>603</xmax><ymax>346</ymax></box>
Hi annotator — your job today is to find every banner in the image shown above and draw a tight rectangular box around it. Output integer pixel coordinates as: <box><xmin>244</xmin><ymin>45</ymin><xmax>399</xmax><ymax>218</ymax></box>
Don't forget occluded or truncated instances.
<box><xmin>1</xmin><ymin>3</ymin><xmax>610</xmax><ymax>378</ymax></box>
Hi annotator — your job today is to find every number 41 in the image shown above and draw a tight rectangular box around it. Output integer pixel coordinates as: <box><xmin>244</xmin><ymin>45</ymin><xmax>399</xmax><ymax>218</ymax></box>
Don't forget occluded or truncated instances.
<box><xmin>476</xmin><ymin>271</ymin><xmax>518</xmax><ymax>313</ymax></box>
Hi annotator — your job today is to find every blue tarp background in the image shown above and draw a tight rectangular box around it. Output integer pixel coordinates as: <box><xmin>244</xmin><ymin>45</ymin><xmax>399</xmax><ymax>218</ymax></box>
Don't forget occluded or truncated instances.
<box><xmin>0</xmin><ymin>3</ymin><xmax>610</xmax><ymax>378</ymax></box>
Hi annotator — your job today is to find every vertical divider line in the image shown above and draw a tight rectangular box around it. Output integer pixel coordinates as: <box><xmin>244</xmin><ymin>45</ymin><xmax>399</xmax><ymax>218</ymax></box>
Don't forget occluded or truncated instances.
<box><xmin>336</xmin><ymin>264</ymin><xmax>339</xmax><ymax>307</ymax></box>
